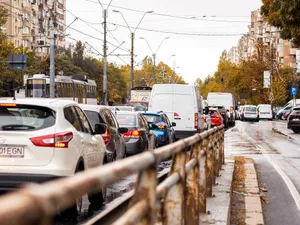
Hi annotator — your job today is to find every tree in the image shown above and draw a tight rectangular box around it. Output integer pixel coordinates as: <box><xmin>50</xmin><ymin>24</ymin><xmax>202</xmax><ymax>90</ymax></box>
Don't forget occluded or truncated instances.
<box><xmin>261</xmin><ymin>0</ymin><xmax>300</xmax><ymax>45</ymax></box>
<box><xmin>0</xmin><ymin>6</ymin><xmax>8</xmax><ymax>43</ymax></box>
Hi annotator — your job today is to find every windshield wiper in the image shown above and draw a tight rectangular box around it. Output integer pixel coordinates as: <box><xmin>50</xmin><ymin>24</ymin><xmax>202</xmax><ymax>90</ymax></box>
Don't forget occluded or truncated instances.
<box><xmin>2</xmin><ymin>124</ymin><xmax>36</xmax><ymax>130</ymax></box>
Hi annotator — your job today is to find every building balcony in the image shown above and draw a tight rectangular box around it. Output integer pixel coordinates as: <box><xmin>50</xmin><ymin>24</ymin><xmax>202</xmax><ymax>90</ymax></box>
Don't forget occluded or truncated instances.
<box><xmin>56</xmin><ymin>8</ymin><xmax>64</xmax><ymax>15</ymax></box>
<box><xmin>257</xmin><ymin>16</ymin><xmax>263</xmax><ymax>22</ymax></box>
<box><xmin>290</xmin><ymin>48</ymin><xmax>297</xmax><ymax>55</ymax></box>
<box><xmin>57</xmin><ymin>0</ymin><xmax>64</xmax><ymax>4</ymax></box>
<box><xmin>289</xmin><ymin>62</ymin><xmax>297</xmax><ymax>68</ymax></box>
<box><xmin>278</xmin><ymin>51</ymin><xmax>284</xmax><ymax>57</ymax></box>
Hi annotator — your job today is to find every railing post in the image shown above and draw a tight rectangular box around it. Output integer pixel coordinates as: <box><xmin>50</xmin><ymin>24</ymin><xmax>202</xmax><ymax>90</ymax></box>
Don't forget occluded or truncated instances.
<box><xmin>185</xmin><ymin>143</ymin><xmax>200</xmax><ymax>225</ymax></box>
<box><xmin>221</xmin><ymin>128</ymin><xmax>225</xmax><ymax>164</ymax></box>
<box><xmin>206</xmin><ymin>133</ymin><xmax>214</xmax><ymax>196</ymax></box>
<box><xmin>163</xmin><ymin>150</ymin><xmax>186</xmax><ymax>225</ymax></box>
<box><xmin>129</xmin><ymin>166</ymin><xmax>157</xmax><ymax>225</ymax></box>
<box><xmin>199</xmin><ymin>138</ymin><xmax>208</xmax><ymax>213</ymax></box>
<box><xmin>214</xmin><ymin>131</ymin><xmax>220</xmax><ymax>178</ymax></box>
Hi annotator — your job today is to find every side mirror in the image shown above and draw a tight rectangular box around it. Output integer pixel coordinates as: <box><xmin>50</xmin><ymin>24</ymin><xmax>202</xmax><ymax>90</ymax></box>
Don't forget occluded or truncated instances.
<box><xmin>205</xmin><ymin>107</ymin><xmax>209</xmax><ymax>115</ymax></box>
<box><xmin>118</xmin><ymin>127</ymin><xmax>128</xmax><ymax>134</ymax></box>
<box><xmin>94</xmin><ymin>123</ymin><xmax>107</xmax><ymax>135</ymax></box>
<box><xmin>171</xmin><ymin>122</ymin><xmax>176</xmax><ymax>127</ymax></box>
<box><xmin>226</xmin><ymin>109</ymin><xmax>230</xmax><ymax>112</ymax></box>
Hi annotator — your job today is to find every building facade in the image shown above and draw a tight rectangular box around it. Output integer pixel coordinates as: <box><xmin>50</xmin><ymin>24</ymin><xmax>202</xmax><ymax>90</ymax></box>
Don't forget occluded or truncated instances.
<box><xmin>1</xmin><ymin>0</ymin><xmax>66</xmax><ymax>55</ymax></box>
<box><xmin>228</xmin><ymin>9</ymin><xmax>298</xmax><ymax>70</ymax></box>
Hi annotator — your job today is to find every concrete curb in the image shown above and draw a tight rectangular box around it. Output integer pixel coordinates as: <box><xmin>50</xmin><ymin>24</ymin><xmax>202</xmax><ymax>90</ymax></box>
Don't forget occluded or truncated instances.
<box><xmin>200</xmin><ymin>159</ymin><xmax>234</xmax><ymax>225</ymax></box>
<box><xmin>244</xmin><ymin>160</ymin><xmax>264</xmax><ymax>225</ymax></box>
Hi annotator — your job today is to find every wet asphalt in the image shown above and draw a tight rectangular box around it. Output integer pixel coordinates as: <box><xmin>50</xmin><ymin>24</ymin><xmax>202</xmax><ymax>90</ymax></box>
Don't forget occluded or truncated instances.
<box><xmin>227</xmin><ymin>120</ymin><xmax>300</xmax><ymax>225</ymax></box>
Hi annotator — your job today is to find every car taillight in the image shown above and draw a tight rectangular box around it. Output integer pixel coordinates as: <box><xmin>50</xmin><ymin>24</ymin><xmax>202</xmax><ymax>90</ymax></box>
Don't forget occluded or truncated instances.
<box><xmin>174</xmin><ymin>112</ymin><xmax>180</xmax><ymax>117</ymax></box>
<box><xmin>158</xmin><ymin>124</ymin><xmax>166</xmax><ymax>130</ymax></box>
<box><xmin>230</xmin><ymin>106</ymin><xmax>233</xmax><ymax>113</ymax></box>
<box><xmin>124</xmin><ymin>130</ymin><xmax>140</xmax><ymax>139</ymax></box>
<box><xmin>203</xmin><ymin>116</ymin><xmax>206</xmax><ymax>122</ymax></box>
<box><xmin>30</xmin><ymin>132</ymin><xmax>73</xmax><ymax>148</ymax></box>
<box><xmin>194</xmin><ymin>113</ymin><xmax>198</xmax><ymax>129</ymax></box>
<box><xmin>101</xmin><ymin>129</ymin><xmax>110</xmax><ymax>145</ymax></box>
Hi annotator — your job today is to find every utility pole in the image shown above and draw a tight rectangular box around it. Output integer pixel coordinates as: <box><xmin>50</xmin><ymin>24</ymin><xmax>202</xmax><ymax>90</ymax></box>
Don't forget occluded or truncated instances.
<box><xmin>153</xmin><ymin>53</ymin><xmax>156</xmax><ymax>84</ymax></box>
<box><xmin>130</xmin><ymin>32</ymin><xmax>134</xmax><ymax>89</ymax></box>
<box><xmin>103</xmin><ymin>9</ymin><xmax>107</xmax><ymax>105</ymax></box>
<box><xmin>162</xmin><ymin>66</ymin><xmax>165</xmax><ymax>84</ymax></box>
<box><xmin>49</xmin><ymin>0</ymin><xmax>55</xmax><ymax>98</ymax></box>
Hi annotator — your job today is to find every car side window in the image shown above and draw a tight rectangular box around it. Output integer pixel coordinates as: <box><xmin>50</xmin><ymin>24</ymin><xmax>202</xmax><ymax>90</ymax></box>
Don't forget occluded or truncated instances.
<box><xmin>74</xmin><ymin>106</ymin><xmax>92</xmax><ymax>134</ymax></box>
<box><xmin>163</xmin><ymin>114</ymin><xmax>171</xmax><ymax>127</ymax></box>
<box><xmin>64</xmin><ymin>106</ymin><xmax>81</xmax><ymax>132</ymax></box>
<box><xmin>141</xmin><ymin>115</ymin><xmax>149</xmax><ymax>129</ymax></box>
<box><xmin>104</xmin><ymin>109</ymin><xmax>117</xmax><ymax>128</ymax></box>
<box><xmin>138</xmin><ymin>114</ymin><xmax>146</xmax><ymax>129</ymax></box>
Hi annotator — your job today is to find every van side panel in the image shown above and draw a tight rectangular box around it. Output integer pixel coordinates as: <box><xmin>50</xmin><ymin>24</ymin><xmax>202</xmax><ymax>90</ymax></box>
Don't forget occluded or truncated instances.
<box><xmin>149</xmin><ymin>84</ymin><xmax>204</xmax><ymax>139</ymax></box>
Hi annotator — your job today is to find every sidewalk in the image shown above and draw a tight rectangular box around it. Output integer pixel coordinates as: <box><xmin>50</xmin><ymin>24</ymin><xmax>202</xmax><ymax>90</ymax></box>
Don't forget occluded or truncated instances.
<box><xmin>272</xmin><ymin>120</ymin><xmax>295</xmax><ymax>138</ymax></box>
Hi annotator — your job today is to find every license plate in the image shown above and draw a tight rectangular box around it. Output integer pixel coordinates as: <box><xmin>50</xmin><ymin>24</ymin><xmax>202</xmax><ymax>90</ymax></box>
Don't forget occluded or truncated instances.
<box><xmin>0</xmin><ymin>146</ymin><xmax>24</xmax><ymax>158</ymax></box>
<box><xmin>154</xmin><ymin>130</ymin><xmax>165</xmax><ymax>135</ymax></box>
<box><xmin>293</xmin><ymin>118</ymin><xmax>300</xmax><ymax>121</ymax></box>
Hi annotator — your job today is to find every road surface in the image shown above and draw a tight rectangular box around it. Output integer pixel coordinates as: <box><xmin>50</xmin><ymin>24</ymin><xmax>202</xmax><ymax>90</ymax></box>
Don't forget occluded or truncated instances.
<box><xmin>227</xmin><ymin>120</ymin><xmax>300</xmax><ymax>225</ymax></box>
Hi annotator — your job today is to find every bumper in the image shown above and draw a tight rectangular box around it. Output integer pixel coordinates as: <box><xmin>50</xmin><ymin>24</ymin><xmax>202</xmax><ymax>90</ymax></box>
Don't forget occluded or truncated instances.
<box><xmin>244</xmin><ymin>116</ymin><xmax>258</xmax><ymax>121</ymax></box>
<box><xmin>175</xmin><ymin>130</ymin><xmax>197</xmax><ymax>139</ymax></box>
<box><xmin>259</xmin><ymin>114</ymin><xmax>272</xmax><ymax>119</ymax></box>
<box><xmin>288</xmin><ymin>121</ymin><xmax>300</xmax><ymax>129</ymax></box>
<box><xmin>0</xmin><ymin>173</ymin><xmax>62</xmax><ymax>190</ymax></box>
<box><xmin>125</xmin><ymin>139</ymin><xmax>143</xmax><ymax>155</ymax></box>
<box><xmin>153</xmin><ymin>130</ymin><xmax>168</xmax><ymax>146</ymax></box>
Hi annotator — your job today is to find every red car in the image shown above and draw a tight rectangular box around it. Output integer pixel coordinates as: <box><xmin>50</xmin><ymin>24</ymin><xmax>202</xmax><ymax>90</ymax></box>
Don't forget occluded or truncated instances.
<box><xmin>209</xmin><ymin>108</ymin><xmax>224</xmax><ymax>127</ymax></box>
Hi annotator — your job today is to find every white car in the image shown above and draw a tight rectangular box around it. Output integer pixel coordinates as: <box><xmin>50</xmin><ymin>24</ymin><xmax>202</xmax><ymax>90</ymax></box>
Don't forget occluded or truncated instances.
<box><xmin>258</xmin><ymin>104</ymin><xmax>273</xmax><ymax>120</ymax></box>
<box><xmin>0</xmin><ymin>98</ymin><xmax>107</xmax><ymax>215</ymax></box>
<box><xmin>242</xmin><ymin>105</ymin><xmax>259</xmax><ymax>122</ymax></box>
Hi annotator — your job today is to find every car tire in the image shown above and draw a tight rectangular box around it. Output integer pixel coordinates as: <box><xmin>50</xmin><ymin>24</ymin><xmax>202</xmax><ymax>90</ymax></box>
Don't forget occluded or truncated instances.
<box><xmin>88</xmin><ymin>187</ymin><xmax>106</xmax><ymax>207</ymax></box>
<box><xmin>292</xmin><ymin>129</ymin><xmax>300</xmax><ymax>134</ymax></box>
<box><xmin>62</xmin><ymin>165</ymin><xmax>83</xmax><ymax>218</ymax></box>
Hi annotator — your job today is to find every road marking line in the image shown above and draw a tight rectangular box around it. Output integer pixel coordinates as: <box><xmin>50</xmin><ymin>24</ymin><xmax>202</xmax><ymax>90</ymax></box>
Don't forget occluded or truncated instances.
<box><xmin>244</xmin><ymin>132</ymin><xmax>300</xmax><ymax>213</ymax></box>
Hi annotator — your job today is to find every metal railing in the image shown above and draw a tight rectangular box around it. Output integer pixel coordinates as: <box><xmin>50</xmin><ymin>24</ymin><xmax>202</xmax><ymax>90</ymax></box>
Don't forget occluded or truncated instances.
<box><xmin>0</xmin><ymin>125</ymin><xmax>224</xmax><ymax>225</ymax></box>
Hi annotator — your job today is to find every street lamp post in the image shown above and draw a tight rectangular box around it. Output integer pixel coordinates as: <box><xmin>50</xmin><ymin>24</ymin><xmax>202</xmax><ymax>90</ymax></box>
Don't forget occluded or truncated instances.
<box><xmin>139</xmin><ymin>37</ymin><xmax>170</xmax><ymax>84</ymax></box>
<box><xmin>162</xmin><ymin>54</ymin><xmax>175</xmax><ymax>83</ymax></box>
<box><xmin>113</xmin><ymin>10</ymin><xmax>153</xmax><ymax>92</ymax></box>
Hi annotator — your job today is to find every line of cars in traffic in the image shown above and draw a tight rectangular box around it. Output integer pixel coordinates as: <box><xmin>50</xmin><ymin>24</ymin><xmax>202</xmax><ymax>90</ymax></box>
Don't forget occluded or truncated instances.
<box><xmin>0</xmin><ymin>85</ymin><xmax>240</xmax><ymax>216</ymax></box>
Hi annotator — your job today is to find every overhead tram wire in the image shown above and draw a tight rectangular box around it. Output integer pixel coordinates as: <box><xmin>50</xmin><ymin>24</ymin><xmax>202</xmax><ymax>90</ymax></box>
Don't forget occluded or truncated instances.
<box><xmin>107</xmin><ymin>22</ymin><xmax>245</xmax><ymax>37</ymax></box>
<box><xmin>83</xmin><ymin>0</ymin><xmax>250</xmax><ymax>23</ymax></box>
<box><xmin>64</xmin><ymin>8</ymin><xmax>131</xmax><ymax>53</ymax></box>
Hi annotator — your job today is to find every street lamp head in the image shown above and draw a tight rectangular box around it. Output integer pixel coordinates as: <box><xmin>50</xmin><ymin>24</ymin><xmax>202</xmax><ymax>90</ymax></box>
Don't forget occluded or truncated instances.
<box><xmin>165</xmin><ymin>37</ymin><xmax>170</xmax><ymax>39</ymax></box>
<box><xmin>139</xmin><ymin>37</ymin><xmax>145</xmax><ymax>39</ymax></box>
<box><xmin>112</xmin><ymin>10</ymin><xmax>120</xmax><ymax>13</ymax></box>
<box><xmin>172</xmin><ymin>54</ymin><xmax>176</xmax><ymax>57</ymax></box>
<box><xmin>146</xmin><ymin>10</ymin><xmax>154</xmax><ymax>13</ymax></box>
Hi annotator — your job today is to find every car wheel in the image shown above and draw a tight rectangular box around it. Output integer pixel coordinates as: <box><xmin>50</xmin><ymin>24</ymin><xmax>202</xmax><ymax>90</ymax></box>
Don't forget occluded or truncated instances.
<box><xmin>62</xmin><ymin>166</ymin><xmax>83</xmax><ymax>218</ymax></box>
<box><xmin>88</xmin><ymin>187</ymin><xmax>106</xmax><ymax>207</ymax></box>
<box><xmin>292</xmin><ymin>129</ymin><xmax>300</xmax><ymax>134</ymax></box>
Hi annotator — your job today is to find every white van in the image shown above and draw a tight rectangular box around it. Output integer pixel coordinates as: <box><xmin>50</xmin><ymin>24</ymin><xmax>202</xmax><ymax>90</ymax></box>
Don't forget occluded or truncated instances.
<box><xmin>257</xmin><ymin>104</ymin><xmax>272</xmax><ymax>120</ymax></box>
<box><xmin>148</xmin><ymin>84</ymin><xmax>204</xmax><ymax>139</ymax></box>
<box><xmin>207</xmin><ymin>92</ymin><xmax>236</xmax><ymax>126</ymax></box>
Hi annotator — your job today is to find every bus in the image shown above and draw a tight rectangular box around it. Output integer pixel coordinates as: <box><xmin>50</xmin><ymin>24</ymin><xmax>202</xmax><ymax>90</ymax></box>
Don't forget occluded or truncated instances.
<box><xmin>17</xmin><ymin>74</ymin><xmax>97</xmax><ymax>105</ymax></box>
<box><xmin>129</xmin><ymin>86</ymin><xmax>152</xmax><ymax>111</ymax></box>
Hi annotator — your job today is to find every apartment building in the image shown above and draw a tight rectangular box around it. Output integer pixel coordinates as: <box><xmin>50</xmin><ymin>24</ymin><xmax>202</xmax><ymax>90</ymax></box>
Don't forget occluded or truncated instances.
<box><xmin>227</xmin><ymin>47</ymin><xmax>239</xmax><ymax>64</ymax></box>
<box><xmin>1</xmin><ymin>0</ymin><xmax>66</xmax><ymax>55</ymax></box>
<box><xmin>228</xmin><ymin>9</ymin><xmax>299</xmax><ymax>70</ymax></box>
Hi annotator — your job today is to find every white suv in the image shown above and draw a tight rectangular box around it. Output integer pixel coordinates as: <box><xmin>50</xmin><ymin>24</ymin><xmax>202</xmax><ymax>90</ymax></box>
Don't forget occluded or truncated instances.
<box><xmin>0</xmin><ymin>99</ymin><xmax>107</xmax><ymax>214</ymax></box>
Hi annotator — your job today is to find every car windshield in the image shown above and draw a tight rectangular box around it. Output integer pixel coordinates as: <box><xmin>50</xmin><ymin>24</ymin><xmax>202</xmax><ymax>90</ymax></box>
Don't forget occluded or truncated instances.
<box><xmin>129</xmin><ymin>102</ymin><xmax>148</xmax><ymax>111</ymax></box>
<box><xmin>84</xmin><ymin>110</ymin><xmax>105</xmax><ymax>128</ymax></box>
<box><xmin>245</xmin><ymin>107</ymin><xmax>257</xmax><ymax>112</ymax></box>
<box><xmin>0</xmin><ymin>104</ymin><xmax>56</xmax><ymax>131</ymax></box>
<box><xmin>116</xmin><ymin>114</ymin><xmax>136</xmax><ymax>127</ymax></box>
<box><xmin>143</xmin><ymin>114</ymin><xmax>162</xmax><ymax>123</ymax></box>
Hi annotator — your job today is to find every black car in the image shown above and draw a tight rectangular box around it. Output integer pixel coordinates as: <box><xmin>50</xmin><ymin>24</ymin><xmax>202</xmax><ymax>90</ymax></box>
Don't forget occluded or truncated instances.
<box><xmin>115</xmin><ymin>112</ymin><xmax>157</xmax><ymax>155</ymax></box>
<box><xmin>287</xmin><ymin>107</ymin><xmax>300</xmax><ymax>133</ymax></box>
<box><xmin>80</xmin><ymin>104</ymin><xmax>128</xmax><ymax>162</ymax></box>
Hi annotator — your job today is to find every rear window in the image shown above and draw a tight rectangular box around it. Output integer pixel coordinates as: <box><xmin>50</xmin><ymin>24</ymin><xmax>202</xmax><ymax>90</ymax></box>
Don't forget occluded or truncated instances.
<box><xmin>84</xmin><ymin>110</ymin><xmax>105</xmax><ymax>128</ymax></box>
<box><xmin>259</xmin><ymin>105</ymin><xmax>271</xmax><ymax>111</ymax></box>
<box><xmin>129</xmin><ymin>102</ymin><xmax>148</xmax><ymax>111</ymax></box>
<box><xmin>143</xmin><ymin>114</ymin><xmax>162</xmax><ymax>123</ymax></box>
<box><xmin>117</xmin><ymin>107</ymin><xmax>133</xmax><ymax>112</ymax></box>
<box><xmin>0</xmin><ymin>104</ymin><xmax>56</xmax><ymax>131</ymax></box>
<box><xmin>209</xmin><ymin>110</ymin><xmax>218</xmax><ymax>115</ymax></box>
<box><xmin>245</xmin><ymin>107</ymin><xmax>257</xmax><ymax>112</ymax></box>
<box><xmin>116</xmin><ymin>114</ymin><xmax>136</xmax><ymax>126</ymax></box>
<box><xmin>217</xmin><ymin>106</ymin><xmax>226</xmax><ymax>113</ymax></box>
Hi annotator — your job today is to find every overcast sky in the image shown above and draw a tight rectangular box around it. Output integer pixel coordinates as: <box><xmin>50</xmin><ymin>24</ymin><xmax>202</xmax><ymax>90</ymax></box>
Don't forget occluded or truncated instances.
<box><xmin>66</xmin><ymin>0</ymin><xmax>262</xmax><ymax>84</ymax></box>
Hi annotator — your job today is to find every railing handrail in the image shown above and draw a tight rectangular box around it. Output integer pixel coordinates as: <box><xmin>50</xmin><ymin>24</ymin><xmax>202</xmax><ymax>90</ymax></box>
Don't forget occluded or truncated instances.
<box><xmin>0</xmin><ymin>125</ymin><xmax>225</xmax><ymax>225</ymax></box>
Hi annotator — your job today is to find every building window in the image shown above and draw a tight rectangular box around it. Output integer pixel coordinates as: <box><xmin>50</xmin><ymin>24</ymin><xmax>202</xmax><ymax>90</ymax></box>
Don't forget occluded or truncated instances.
<box><xmin>278</xmin><ymin>43</ymin><xmax>284</xmax><ymax>53</ymax></box>
<box><xmin>22</xmin><ymin>26</ymin><xmax>30</xmax><ymax>34</ymax></box>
